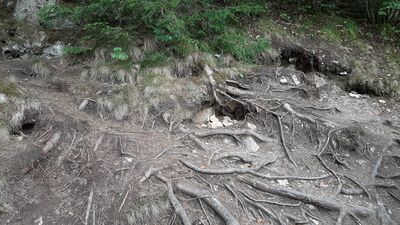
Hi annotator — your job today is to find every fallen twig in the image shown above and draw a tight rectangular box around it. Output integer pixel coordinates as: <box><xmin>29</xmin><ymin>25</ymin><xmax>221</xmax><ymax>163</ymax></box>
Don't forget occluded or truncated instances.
<box><xmin>176</xmin><ymin>182</ymin><xmax>240</xmax><ymax>225</ymax></box>
<box><xmin>84</xmin><ymin>190</ymin><xmax>94</xmax><ymax>225</ymax></box>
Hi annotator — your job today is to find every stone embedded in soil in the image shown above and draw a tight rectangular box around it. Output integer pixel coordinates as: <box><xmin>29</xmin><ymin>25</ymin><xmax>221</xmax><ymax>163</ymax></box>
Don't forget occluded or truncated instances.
<box><xmin>208</xmin><ymin>115</ymin><xmax>223</xmax><ymax>129</ymax></box>
<box><xmin>0</xmin><ymin>93</ymin><xmax>8</xmax><ymax>103</ymax></box>
<box><xmin>222</xmin><ymin>116</ymin><xmax>234</xmax><ymax>127</ymax></box>
<box><xmin>276</xmin><ymin>179</ymin><xmax>289</xmax><ymax>186</ymax></box>
<box><xmin>279</xmin><ymin>77</ymin><xmax>288</xmax><ymax>84</ymax></box>
<box><xmin>247</xmin><ymin>123</ymin><xmax>257</xmax><ymax>131</ymax></box>
<box><xmin>314</xmin><ymin>76</ymin><xmax>328</xmax><ymax>88</ymax></box>
<box><xmin>192</xmin><ymin>107</ymin><xmax>215</xmax><ymax>124</ymax></box>
<box><xmin>243</xmin><ymin>136</ymin><xmax>259</xmax><ymax>152</ymax></box>
<box><xmin>291</xmin><ymin>74</ymin><xmax>301</xmax><ymax>85</ymax></box>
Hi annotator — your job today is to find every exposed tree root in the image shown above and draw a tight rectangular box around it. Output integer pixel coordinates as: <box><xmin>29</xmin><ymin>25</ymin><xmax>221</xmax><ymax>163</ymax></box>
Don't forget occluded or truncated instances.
<box><xmin>282</xmin><ymin>103</ymin><xmax>316</xmax><ymax>124</ymax></box>
<box><xmin>181</xmin><ymin>160</ymin><xmax>330</xmax><ymax>181</ymax></box>
<box><xmin>217</xmin><ymin>84</ymin><xmax>255</xmax><ymax>96</ymax></box>
<box><xmin>156</xmin><ymin>175</ymin><xmax>191</xmax><ymax>225</ymax></box>
<box><xmin>139</xmin><ymin>165</ymin><xmax>171</xmax><ymax>183</ymax></box>
<box><xmin>193</xmin><ymin>129</ymin><xmax>273</xmax><ymax>143</ymax></box>
<box><xmin>239</xmin><ymin>177</ymin><xmax>376</xmax><ymax>225</ymax></box>
<box><xmin>189</xmin><ymin>133</ymin><xmax>210</xmax><ymax>151</ymax></box>
<box><xmin>176</xmin><ymin>182</ymin><xmax>240</xmax><ymax>225</ymax></box>
<box><xmin>277</xmin><ymin>115</ymin><xmax>296</xmax><ymax>165</ymax></box>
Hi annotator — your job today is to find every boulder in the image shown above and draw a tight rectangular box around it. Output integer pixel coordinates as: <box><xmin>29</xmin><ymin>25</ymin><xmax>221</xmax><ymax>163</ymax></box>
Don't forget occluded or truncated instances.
<box><xmin>13</xmin><ymin>0</ymin><xmax>58</xmax><ymax>24</ymax></box>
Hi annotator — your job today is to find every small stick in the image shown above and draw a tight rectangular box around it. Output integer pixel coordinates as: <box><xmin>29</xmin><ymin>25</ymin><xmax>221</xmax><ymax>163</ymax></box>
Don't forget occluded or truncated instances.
<box><xmin>153</xmin><ymin>145</ymin><xmax>187</xmax><ymax>160</ymax></box>
<box><xmin>118</xmin><ymin>186</ymin><xmax>130</xmax><ymax>214</ymax></box>
<box><xmin>199</xmin><ymin>199</ymin><xmax>212</xmax><ymax>225</ymax></box>
<box><xmin>84</xmin><ymin>190</ymin><xmax>94</xmax><ymax>225</ymax></box>
<box><xmin>372</xmin><ymin>156</ymin><xmax>383</xmax><ymax>178</ymax></box>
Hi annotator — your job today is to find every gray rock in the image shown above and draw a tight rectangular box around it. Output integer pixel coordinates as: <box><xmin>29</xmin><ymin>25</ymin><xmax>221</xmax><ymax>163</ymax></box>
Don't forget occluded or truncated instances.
<box><xmin>0</xmin><ymin>93</ymin><xmax>8</xmax><ymax>103</ymax></box>
<box><xmin>14</xmin><ymin>0</ymin><xmax>58</xmax><ymax>24</ymax></box>
<box><xmin>42</xmin><ymin>41</ymin><xmax>64</xmax><ymax>58</ymax></box>
<box><xmin>192</xmin><ymin>107</ymin><xmax>214</xmax><ymax>124</ymax></box>
<box><xmin>243</xmin><ymin>136</ymin><xmax>259</xmax><ymax>152</ymax></box>
<box><xmin>314</xmin><ymin>76</ymin><xmax>328</xmax><ymax>88</ymax></box>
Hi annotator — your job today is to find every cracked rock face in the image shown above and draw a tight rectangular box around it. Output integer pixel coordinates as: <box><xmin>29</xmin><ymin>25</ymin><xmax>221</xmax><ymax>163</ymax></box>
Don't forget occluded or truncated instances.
<box><xmin>13</xmin><ymin>0</ymin><xmax>58</xmax><ymax>24</ymax></box>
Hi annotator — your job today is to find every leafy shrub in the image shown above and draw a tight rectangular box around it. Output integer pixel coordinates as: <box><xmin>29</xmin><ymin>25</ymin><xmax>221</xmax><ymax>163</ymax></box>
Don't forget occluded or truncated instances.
<box><xmin>63</xmin><ymin>46</ymin><xmax>91</xmax><ymax>55</ymax></box>
<box><xmin>39</xmin><ymin>0</ymin><xmax>268</xmax><ymax>62</ymax></box>
<box><xmin>212</xmin><ymin>29</ymin><xmax>269</xmax><ymax>63</ymax></box>
<box><xmin>111</xmin><ymin>47</ymin><xmax>129</xmax><ymax>61</ymax></box>
<box><xmin>140</xmin><ymin>52</ymin><xmax>169</xmax><ymax>69</ymax></box>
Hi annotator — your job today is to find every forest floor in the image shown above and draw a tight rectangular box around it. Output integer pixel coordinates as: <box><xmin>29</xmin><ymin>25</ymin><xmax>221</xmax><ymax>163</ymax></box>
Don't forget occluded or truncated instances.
<box><xmin>0</xmin><ymin>43</ymin><xmax>400</xmax><ymax>225</ymax></box>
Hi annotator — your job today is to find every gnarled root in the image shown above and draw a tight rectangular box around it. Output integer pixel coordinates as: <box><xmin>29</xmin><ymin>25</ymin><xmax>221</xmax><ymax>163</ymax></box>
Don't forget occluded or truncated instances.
<box><xmin>176</xmin><ymin>182</ymin><xmax>240</xmax><ymax>225</ymax></box>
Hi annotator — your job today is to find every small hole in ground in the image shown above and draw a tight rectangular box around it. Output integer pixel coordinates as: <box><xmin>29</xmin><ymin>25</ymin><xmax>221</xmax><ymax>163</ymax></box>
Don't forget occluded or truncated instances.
<box><xmin>21</xmin><ymin>121</ymin><xmax>36</xmax><ymax>135</ymax></box>
<box><xmin>216</xmin><ymin>101</ymin><xmax>249</xmax><ymax>121</ymax></box>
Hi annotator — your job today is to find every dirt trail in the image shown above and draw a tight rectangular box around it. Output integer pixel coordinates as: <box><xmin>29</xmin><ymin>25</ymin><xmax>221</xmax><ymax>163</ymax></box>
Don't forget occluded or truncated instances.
<box><xmin>0</xmin><ymin>57</ymin><xmax>399</xmax><ymax>225</ymax></box>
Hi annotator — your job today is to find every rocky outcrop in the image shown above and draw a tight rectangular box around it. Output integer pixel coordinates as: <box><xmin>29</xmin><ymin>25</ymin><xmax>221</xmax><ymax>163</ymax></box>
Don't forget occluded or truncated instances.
<box><xmin>13</xmin><ymin>0</ymin><xmax>58</xmax><ymax>24</ymax></box>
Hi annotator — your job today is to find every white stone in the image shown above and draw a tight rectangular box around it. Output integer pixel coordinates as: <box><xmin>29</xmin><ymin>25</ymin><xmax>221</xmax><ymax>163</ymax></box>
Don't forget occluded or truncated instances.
<box><xmin>243</xmin><ymin>136</ymin><xmax>259</xmax><ymax>152</ymax></box>
<box><xmin>0</xmin><ymin>93</ymin><xmax>8</xmax><ymax>103</ymax></box>
<box><xmin>291</xmin><ymin>74</ymin><xmax>301</xmax><ymax>85</ymax></box>
<box><xmin>279</xmin><ymin>77</ymin><xmax>288</xmax><ymax>84</ymax></box>
<box><xmin>204</xmin><ymin>64</ymin><xmax>213</xmax><ymax>76</ymax></box>
<box><xmin>314</xmin><ymin>76</ymin><xmax>328</xmax><ymax>88</ymax></box>
<box><xmin>222</xmin><ymin>116</ymin><xmax>233</xmax><ymax>127</ymax></box>
<box><xmin>247</xmin><ymin>123</ymin><xmax>257</xmax><ymax>131</ymax></box>
<box><xmin>125</xmin><ymin>157</ymin><xmax>133</xmax><ymax>163</ymax></box>
<box><xmin>276</xmin><ymin>179</ymin><xmax>289</xmax><ymax>186</ymax></box>
<box><xmin>339</xmin><ymin>71</ymin><xmax>348</xmax><ymax>76</ymax></box>
<box><xmin>208</xmin><ymin>115</ymin><xmax>223</xmax><ymax>129</ymax></box>
<box><xmin>349</xmin><ymin>92</ymin><xmax>361</xmax><ymax>98</ymax></box>
<box><xmin>42</xmin><ymin>41</ymin><xmax>64</xmax><ymax>58</ymax></box>
<box><xmin>378</xmin><ymin>100</ymin><xmax>386</xmax><ymax>104</ymax></box>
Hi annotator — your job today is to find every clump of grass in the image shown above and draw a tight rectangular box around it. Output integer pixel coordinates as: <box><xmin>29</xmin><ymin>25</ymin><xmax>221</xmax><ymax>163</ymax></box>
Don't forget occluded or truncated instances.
<box><xmin>0</xmin><ymin>82</ymin><xmax>21</xmax><ymax>98</ymax></box>
<box><xmin>348</xmin><ymin>74</ymin><xmax>400</xmax><ymax>96</ymax></box>
<box><xmin>9</xmin><ymin>99</ymin><xmax>42</xmax><ymax>133</ymax></box>
<box><xmin>32</xmin><ymin>59</ymin><xmax>53</xmax><ymax>77</ymax></box>
<box><xmin>140</xmin><ymin>52</ymin><xmax>170</xmax><ymax>69</ymax></box>
<box><xmin>126</xmin><ymin>191</ymin><xmax>170</xmax><ymax>225</ymax></box>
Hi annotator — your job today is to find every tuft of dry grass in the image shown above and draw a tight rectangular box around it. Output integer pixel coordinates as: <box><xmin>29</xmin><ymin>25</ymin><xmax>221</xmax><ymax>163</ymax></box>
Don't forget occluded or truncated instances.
<box><xmin>81</xmin><ymin>65</ymin><xmax>138</xmax><ymax>85</ymax></box>
<box><xmin>9</xmin><ymin>99</ymin><xmax>42</xmax><ymax>132</ymax></box>
<box><xmin>126</xmin><ymin>191</ymin><xmax>170</xmax><ymax>225</ymax></box>
<box><xmin>347</xmin><ymin>60</ymin><xmax>400</xmax><ymax>97</ymax></box>
<box><xmin>173</xmin><ymin>52</ymin><xmax>215</xmax><ymax>77</ymax></box>
<box><xmin>128</xmin><ymin>47</ymin><xmax>144</xmax><ymax>63</ymax></box>
<box><xmin>32</xmin><ymin>59</ymin><xmax>52</xmax><ymax>77</ymax></box>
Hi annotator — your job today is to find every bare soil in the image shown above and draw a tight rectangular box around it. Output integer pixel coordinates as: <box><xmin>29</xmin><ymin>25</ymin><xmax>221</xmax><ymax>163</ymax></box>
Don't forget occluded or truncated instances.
<box><xmin>0</xmin><ymin>55</ymin><xmax>399</xmax><ymax>225</ymax></box>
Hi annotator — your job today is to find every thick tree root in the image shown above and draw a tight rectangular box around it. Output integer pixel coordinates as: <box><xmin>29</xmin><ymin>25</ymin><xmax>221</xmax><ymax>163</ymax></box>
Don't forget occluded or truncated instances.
<box><xmin>176</xmin><ymin>182</ymin><xmax>240</xmax><ymax>225</ymax></box>
<box><xmin>239</xmin><ymin>177</ymin><xmax>376</xmax><ymax>225</ymax></box>
<box><xmin>181</xmin><ymin>160</ymin><xmax>330</xmax><ymax>181</ymax></box>
<box><xmin>156</xmin><ymin>176</ymin><xmax>191</xmax><ymax>225</ymax></box>
<box><xmin>193</xmin><ymin>129</ymin><xmax>273</xmax><ymax>143</ymax></box>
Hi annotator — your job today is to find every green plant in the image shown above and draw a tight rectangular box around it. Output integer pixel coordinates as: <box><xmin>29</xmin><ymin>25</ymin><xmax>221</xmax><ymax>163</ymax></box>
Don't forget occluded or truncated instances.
<box><xmin>63</xmin><ymin>46</ymin><xmax>91</xmax><ymax>55</ymax></box>
<box><xmin>111</xmin><ymin>47</ymin><xmax>129</xmax><ymax>61</ymax></box>
<box><xmin>212</xmin><ymin>29</ymin><xmax>269</xmax><ymax>63</ymax></box>
<box><xmin>140</xmin><ymin>52</ymin><xmax>169</xmax><ymax>69</ymax></box>
<box><xmin>38</xmin><ymin>0</ymin><xmax>268</xmax><ymax>62</ymax></box>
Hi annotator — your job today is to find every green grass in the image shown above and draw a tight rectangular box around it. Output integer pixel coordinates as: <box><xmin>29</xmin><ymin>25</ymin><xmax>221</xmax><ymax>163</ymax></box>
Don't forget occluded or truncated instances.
<box><xmin>0</xmin><ymin>82</ymin><xmax>21</xmax><ymax>97</ymax></box>
<box><xmin>140</xmin><ymin>52</ymin><xmax>170</xmax><ymax>69</ymax></box>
